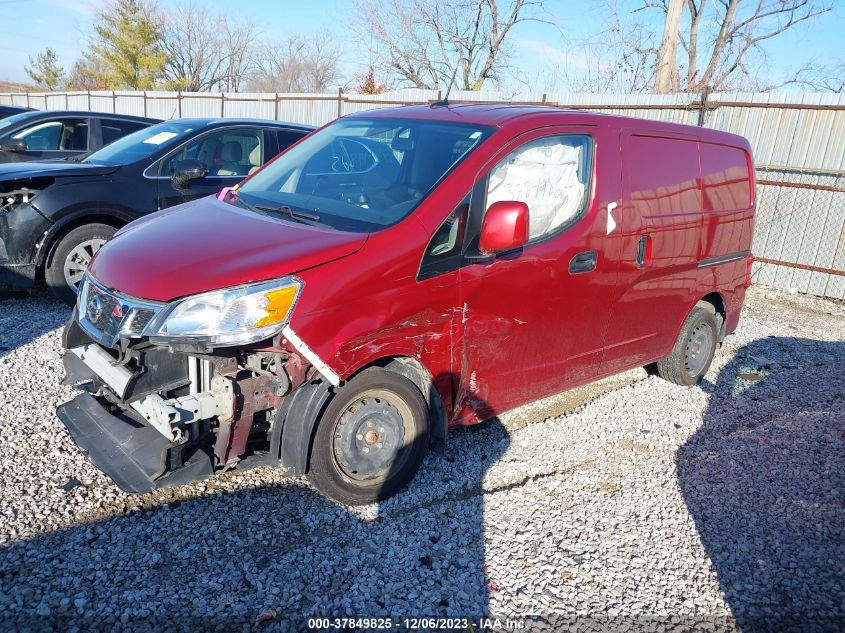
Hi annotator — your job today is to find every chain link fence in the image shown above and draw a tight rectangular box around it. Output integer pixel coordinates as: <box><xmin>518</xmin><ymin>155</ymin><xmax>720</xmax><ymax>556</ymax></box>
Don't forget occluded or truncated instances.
<box><xmin>754</xmin><ymin>167</ymin><xmax>845</xmax><ymax>300</ymax></box>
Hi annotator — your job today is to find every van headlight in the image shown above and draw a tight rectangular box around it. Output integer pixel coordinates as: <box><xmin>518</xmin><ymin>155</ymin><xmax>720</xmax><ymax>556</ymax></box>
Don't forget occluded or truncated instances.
<box><xmin>146</xmin><ymin>277</ymin><xmax>302</xmax><ymax>347</ymax></box>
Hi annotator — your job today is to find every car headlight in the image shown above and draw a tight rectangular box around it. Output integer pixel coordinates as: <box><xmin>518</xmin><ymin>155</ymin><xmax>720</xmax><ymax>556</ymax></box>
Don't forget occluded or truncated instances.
<box><xmin>146</xmin><ymin>277</ymin><xmax>302</xmax><ymax>347</ymax></box>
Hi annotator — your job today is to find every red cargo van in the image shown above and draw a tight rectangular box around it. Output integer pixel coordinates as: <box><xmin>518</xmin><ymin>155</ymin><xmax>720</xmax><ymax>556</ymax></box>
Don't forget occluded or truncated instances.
<box><xmin>57</xmin><ymin>104</ymin><xmax>755</xmax><ymax>505</ymax></box>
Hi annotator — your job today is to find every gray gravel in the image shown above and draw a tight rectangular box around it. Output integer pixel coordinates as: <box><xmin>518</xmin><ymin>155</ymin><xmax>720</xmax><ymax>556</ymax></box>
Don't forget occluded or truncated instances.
<box><xmin>0</xmin><ymin>286</ymin><xmax>843</xmax><ymax>632</ymax></box>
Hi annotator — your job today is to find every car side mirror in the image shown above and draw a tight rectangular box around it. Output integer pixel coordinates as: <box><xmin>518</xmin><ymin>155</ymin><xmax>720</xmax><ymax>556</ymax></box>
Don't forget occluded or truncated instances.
<box><xmin>1</xmin><ymin>138</ymin><xmax>27</xmax><ymax>152</ymax></box>
<box><xmin>171</xmin><ymin>159</ymin><xmax>208</xmax><ymax>189</ymax></box>
<box><xmin>479</xmin><ymin>200</ymin><xmax>529</xmax><ymax>254</ymax></box>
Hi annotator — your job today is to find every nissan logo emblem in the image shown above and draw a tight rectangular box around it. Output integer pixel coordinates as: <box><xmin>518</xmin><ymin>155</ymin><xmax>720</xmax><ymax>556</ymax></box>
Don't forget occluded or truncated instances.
<box><xmin>87</xmin><ymin>292</ymin><xmax>103</xmax><ymax>323</ymax></box>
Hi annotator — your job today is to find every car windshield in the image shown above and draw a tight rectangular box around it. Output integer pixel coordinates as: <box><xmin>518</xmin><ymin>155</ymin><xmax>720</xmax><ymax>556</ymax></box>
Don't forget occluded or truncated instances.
<box><xmin>237</xmin><ymin>117</ymin><xmax>493</xmax><ymax>232</ymax></box>
<box><xmin>0</xmin><ymin>110</ymin><xmax>38</xmax><ymax>132</ymax></box>
<box><xmin>82</xmin><ymin>121</ymin><xmax>200</xmax><ymax>165</ymax></box>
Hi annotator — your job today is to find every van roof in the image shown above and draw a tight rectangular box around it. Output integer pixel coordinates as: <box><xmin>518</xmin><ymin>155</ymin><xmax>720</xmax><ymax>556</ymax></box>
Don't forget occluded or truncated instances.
<box><xmin>348</xmin><ymin>103</ymin><xmax>750</xmax><ymax>148</ymax></box>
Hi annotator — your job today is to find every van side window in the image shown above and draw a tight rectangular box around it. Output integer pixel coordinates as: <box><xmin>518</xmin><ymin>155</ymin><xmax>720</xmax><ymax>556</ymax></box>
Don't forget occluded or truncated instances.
<box><xmin>700</xmin><ymin>142</ymin><xmax>751</xmax><ymax>211</ymax></box>
<box><xmin>418</xmin><ymin>198</ymin><xmax>469</xmax><ymax>280</ymax></box>
<box><xmin>628</xmin><ymin>135</ymin><xmax>701</xmax><ymax>215</ymax></box>
<box><xmin>486</xmin><ymin>135</ymin><xmax>592</xmax><ymax>241</ymax></box>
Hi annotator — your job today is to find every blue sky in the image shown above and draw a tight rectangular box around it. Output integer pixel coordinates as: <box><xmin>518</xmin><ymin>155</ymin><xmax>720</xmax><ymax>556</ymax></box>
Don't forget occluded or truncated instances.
<box><xmin>0</xmin><ymin>0</ymin><xmax>842</xmax><ymax>91</ymax></box>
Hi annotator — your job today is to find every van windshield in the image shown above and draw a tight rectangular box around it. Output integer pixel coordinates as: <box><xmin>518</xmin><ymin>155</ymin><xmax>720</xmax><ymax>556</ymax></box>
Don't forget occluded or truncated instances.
<box><xmin>237</xmin><ymin>117</ymin><xmax>493</xmax><ymax>232</ymax></box>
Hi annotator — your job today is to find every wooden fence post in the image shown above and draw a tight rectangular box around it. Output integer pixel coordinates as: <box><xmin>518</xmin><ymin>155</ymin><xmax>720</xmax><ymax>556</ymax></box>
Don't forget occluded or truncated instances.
<box><xmin>337</xmin><ymin>88</ymin><xmax>343</xmax><ymax>118</ymax></box>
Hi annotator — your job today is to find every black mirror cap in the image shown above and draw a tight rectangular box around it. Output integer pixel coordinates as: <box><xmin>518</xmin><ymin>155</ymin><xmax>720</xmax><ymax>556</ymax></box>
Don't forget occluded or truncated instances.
<box><xmin>171</xmin><ymin>159</ymin><xmax>207</xmax><ymax>189</ymax></box>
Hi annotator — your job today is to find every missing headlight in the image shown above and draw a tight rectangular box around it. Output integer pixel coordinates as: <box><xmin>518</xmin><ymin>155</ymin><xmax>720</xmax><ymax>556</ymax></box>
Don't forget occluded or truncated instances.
<box><xmin>0</xmin><ymin>188</ymin><xmax>39</xmax><ymax>213</ymax></box>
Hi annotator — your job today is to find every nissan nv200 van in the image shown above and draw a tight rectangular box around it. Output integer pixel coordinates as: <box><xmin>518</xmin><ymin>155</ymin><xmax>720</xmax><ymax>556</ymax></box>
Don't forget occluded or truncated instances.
<box><xmin>57</xmin><ymin>104</ymin><xmax>756</xmax><ymax>505</ymax></box>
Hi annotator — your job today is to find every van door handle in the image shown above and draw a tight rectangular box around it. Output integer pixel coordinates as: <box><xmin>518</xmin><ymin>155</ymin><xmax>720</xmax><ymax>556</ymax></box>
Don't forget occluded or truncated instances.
<box><xmin>569</xmin><ymin>250</ymin><xmax>597</xmax><ymax>274</ymax></box>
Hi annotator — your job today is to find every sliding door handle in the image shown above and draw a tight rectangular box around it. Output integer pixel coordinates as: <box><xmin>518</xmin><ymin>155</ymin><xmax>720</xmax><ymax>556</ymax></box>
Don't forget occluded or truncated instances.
<box><xmin>569</xmin><ymin>250</ymin><xmax>597</xmax><ymax>274</ymax></box>
<box><xmin>636</xmin><ymin>235</ymin><xmax>652</xmax><ymax>268</ymax></box>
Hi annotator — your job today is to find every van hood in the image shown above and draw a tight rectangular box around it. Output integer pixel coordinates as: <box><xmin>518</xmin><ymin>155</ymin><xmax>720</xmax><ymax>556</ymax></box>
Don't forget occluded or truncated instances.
<box><xmin>0</xmin><ymin>160</ymin><xmax>120</xmax><ymax>180</ymax></box>
<box><xmin>89</xmin><ymin>196</ymin><xmax>369</xmax><ymax>302</ymax></box>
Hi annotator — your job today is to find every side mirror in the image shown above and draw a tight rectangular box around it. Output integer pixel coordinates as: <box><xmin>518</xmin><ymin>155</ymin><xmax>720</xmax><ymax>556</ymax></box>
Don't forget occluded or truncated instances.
<box><xmin>479</xmin><ymin>200</ymin><xmax>529</xmax><ymax>254</ymax></box>
<box><xmin>171</xmin><ymin>159</ymin><xmax>208</xmax><ymax>189</ymax></box>
<box><xmin>1</xmin><ymin>138</ymin><xmax>27</xmax><ymax>152</ymax></box>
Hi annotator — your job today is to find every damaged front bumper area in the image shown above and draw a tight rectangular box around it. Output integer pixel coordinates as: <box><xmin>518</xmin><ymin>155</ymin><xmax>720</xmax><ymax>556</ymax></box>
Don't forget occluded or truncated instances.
<box><xmin>57</xmin><ymin>318</ymin><xmax>292</xmax><ymax>493</ymax></box>
<box><xmin>57</xmin><ymin>392</ymin><xmax>216</xmax><ymax>494</ymax></box>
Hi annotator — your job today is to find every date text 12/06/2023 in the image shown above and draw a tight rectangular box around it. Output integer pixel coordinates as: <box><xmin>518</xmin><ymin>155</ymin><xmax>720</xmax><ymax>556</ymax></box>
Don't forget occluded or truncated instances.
<box><xmin>306</xmin><ymin>617</ymin><xmax>527</xmax><ymax>630</ymax></box>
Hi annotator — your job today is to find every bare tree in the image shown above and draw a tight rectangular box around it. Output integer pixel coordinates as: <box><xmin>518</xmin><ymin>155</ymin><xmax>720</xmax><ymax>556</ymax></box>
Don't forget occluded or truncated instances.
<box><xmin>530</xmin><ymin>0</ymin><xmax>658</xmax><ymax>93</ymax></box>
<box><xmin>791</xmin><ymin>58</ymin><xmax>845</xmax><ymax>92</ymax></box>
<box><xmin>652</xmin><ymin>0</ymin><xmax>833</xmax><ymax>92</ymax></box>
<box><xmin>218</xmin><ymin>21</ymin><xmax>262</xmax><ymax>92</ymax></box>
<box><xmin>249</xmin><ymin>32</ymin><xmax>341</xmax><ymax>92</ymax></box>
<box><xmin>161</xmin><ymin>2</ymin><xmax>226</xmax><ymax>91</ymax></box>
<box><xmin>64</xmin><ymin>58</ymin><xmax>110</xmax><ymax>91</ymax></box>
<box><xmin>653</xmin><ymin>0</ymin><xmax>684</xmax><ymax>92</ymax></box>
<box><xmin>355</xmin><ymin>0</ymin><xmax>544</xmax><ymax>91</ymax></box>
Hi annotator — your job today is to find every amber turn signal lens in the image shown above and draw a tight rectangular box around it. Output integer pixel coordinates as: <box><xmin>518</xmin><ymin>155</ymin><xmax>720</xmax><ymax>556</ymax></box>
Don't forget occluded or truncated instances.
<box><xmin>254</xmin><ymin>285</ymin><xmax>299</xmax><ymax>328</ymax></box>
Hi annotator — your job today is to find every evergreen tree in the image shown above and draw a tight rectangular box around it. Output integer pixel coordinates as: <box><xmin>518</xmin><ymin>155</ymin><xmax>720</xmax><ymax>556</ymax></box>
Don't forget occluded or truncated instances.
<box><xmin>25</xmin><ymin>48</ymin><xmax>64</xmax><ymax>90</ymax></box>
<box><xmin>82</xmin><ymin>0</ymin><xmax>166</xmax><ymax>89</ymax></box>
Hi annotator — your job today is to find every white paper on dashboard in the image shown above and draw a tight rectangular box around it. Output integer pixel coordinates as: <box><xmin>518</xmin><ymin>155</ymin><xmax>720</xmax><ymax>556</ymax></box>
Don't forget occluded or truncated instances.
<box><xmin>142</xmin><ymin>131</ymin><xmax>179</xmax><ymax>145</ymax></box>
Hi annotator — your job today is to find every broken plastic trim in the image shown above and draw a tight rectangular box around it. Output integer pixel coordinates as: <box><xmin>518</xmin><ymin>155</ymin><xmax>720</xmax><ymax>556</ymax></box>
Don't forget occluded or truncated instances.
<box><xmin>281</xmin><ymin>325</ymin><xmax>341</xmax><ymax>387</ymax></box>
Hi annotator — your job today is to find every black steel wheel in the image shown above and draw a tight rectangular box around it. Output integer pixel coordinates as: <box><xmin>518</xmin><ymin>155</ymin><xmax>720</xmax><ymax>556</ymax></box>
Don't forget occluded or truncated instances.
<box><xmin>656</xmin><ymin>302</ymin><xmax>719</xmax><ymax>386</ymax></box>
<box><xmin>307</xmin><ymin>367</ymin><xmax>429</xmax><ymax>505</ymax></box>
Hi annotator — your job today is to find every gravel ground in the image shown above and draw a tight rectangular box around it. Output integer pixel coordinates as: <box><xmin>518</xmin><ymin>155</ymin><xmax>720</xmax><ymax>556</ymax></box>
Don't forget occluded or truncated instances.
<box><xmin>0</xmin><ymin>286</ymin><xmax>843</xmax><ymax>632</ymax></box>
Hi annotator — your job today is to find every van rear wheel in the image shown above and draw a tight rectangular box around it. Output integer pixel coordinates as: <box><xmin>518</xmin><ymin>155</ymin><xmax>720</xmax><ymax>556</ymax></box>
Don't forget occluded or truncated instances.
<box><xmin>656</xmin><ymin>302</ymin><xmax>719</xmax><ymax>386</ymax></box>
<box><xmin>307</xmin><ymin>368</ymin><xmax>429</xmax><ymax>506</ymax></box>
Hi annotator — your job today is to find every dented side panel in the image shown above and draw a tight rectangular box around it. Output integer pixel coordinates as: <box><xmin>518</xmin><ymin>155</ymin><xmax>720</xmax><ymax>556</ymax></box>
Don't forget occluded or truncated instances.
<box><xmin>287</xmin><ymin>215</ymin><xmax>460</xmax><ymax>422</ymax></box>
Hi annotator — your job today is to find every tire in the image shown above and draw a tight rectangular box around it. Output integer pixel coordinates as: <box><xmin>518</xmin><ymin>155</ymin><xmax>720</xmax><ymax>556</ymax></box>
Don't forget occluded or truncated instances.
<box><xmin>656</xmin><ymin>302</ymin><xmax>719</xmax><ymax>386</ymax></box>
<box><xmin>307</xmin><ymin>367</ymin><xmax>429</xmax><ymax>505</ymax></box>
<box><xmin>46</xmin><ymin>223</ymin><xmax>117</xmax><ymax>305</ymax></box>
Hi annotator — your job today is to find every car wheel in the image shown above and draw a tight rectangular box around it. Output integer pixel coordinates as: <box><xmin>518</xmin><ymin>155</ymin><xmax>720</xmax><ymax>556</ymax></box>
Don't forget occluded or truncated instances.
<box><xmin>656</xmin><ymin>302</ymin><xmax>719</xmax><ymax>386</ymax></box>
<box><xmin>307</xmin><ymin>367</ymin><xmax>429</xmax><ymax>506</ymax></box>
<box><xmin>46</xmin><ymin>223</ymin><xmax>116</xmax><ymax>305</ymax></box>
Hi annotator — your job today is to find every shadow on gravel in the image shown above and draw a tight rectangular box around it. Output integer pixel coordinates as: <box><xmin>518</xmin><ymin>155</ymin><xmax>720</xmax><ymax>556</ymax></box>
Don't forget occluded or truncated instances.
<box><xmin>0</xmin><ymin>290</ymin><xmax>71</xmax><ymax>360</ymax></box>
<box><xmin>0</xmin><ymin>407</ymin><xmax>510</xmax><ymax>631</ymax></box>
<box><xmin>678</xmin><ymin>336</ymin><xmax>845</xmax><ymax>630</ymax></box>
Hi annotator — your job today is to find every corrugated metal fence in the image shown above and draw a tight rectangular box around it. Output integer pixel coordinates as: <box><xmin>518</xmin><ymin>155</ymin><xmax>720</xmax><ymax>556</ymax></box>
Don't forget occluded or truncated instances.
<box><xmin>2</xmin><ymin>89</ymin><xmax>844</xmax><ymax>299</ymax></box>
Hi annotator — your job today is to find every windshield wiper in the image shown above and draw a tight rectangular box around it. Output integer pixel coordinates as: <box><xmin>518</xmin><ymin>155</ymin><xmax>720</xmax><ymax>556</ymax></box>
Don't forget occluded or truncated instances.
<box><xmin>253</xmin><ymin>203</ymin><xmax>322</xmax><ymax>224</ymax></box>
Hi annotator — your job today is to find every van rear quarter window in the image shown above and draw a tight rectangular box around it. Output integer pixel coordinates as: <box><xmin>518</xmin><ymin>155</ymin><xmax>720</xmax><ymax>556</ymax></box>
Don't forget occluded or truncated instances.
<box><xmin>628</xmin><ymin>135</ymin><xmax>702</xmax><ymax>216</ymax></box>
<box><xmin>700</xmin><ymin>142</ymin><xmax>752</xmax><ymax>211</ymax></box>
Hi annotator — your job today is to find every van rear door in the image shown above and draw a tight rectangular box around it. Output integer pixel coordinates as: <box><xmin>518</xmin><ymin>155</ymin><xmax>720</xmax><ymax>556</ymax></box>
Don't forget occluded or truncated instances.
<box><xmin>456</xmin><ymin>125</ymin><xmax>623</xmax><ymax>420</ymax></box>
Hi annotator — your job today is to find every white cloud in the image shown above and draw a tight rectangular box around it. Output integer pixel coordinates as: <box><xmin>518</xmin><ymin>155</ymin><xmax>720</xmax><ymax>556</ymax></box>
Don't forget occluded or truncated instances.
<box><xmin>37</xmin><ymin>0</ymin><xmax>100</xmax><ymax>17</ymax></box>
<box><xmin>518</xmin><ymin>38</ymin><xmax>596</xmax><ymax>71</ymax></box>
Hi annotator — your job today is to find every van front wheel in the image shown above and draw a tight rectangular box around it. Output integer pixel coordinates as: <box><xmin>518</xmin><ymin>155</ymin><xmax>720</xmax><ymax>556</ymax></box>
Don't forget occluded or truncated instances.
<box><xmin>307</xmin><ymin>368</ymin><xmax>429</xmax><ymax>505</ymax></box>
<box><xmin>656</xmin><ymin>303</ymin><xmax>719</xmax><ymax>386</ymax></box>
